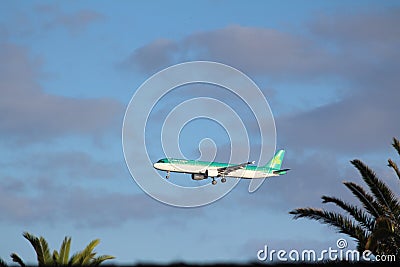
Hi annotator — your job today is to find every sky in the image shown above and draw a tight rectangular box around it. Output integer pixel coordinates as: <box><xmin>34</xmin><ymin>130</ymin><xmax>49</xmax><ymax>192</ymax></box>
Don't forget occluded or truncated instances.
<box><xmin>1</xmin><ymin>0</ymin><xmax>400</xmax><ymax>264</ymax></box>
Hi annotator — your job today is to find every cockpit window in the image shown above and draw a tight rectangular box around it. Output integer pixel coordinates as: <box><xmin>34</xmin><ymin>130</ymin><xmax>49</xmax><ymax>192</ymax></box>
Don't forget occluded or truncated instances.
<box><xmin>157</xmin><ymin>158</ymin><xmax>168</xmax><ymax>163</ymax></box>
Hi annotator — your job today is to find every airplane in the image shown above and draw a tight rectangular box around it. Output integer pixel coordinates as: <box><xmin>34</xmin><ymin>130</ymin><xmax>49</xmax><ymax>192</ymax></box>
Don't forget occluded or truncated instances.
<box><xmin>153</xmin><ymin>149</ymin><xmax>289</xmax><ymax>185</ymax></box>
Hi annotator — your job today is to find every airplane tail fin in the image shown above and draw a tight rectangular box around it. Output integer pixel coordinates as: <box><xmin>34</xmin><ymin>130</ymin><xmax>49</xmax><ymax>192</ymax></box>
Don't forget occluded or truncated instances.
<box><xmin>264</xmin><ymin>150</ymin><xmax>288</xmax><ymax>174</ymax></box>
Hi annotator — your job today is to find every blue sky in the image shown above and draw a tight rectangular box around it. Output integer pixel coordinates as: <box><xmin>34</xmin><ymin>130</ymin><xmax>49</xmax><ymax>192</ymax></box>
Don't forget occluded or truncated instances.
<box><xmin>1</xmin><ymin>0</ymin><xmax>400</xmax><ymax>264</ymax></box>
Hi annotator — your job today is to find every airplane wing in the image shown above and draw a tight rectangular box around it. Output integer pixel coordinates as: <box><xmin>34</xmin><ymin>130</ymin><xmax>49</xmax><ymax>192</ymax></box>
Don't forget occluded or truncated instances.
<box><xmin>217</xmin><ymin>161</ymin><xmax>255</xmax><ymax>176</ymax></box>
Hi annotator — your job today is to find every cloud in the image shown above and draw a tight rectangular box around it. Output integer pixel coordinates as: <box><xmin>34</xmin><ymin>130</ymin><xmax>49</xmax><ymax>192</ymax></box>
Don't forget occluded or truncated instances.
<box><xmin>0</xmin><ymin>5</ymin><xmax>105</xmax><ymax>40</ymax></box>
<box><xmin>0</xmin><ymin>169</ymin><xmax>209</xmax><ymax>228</ymax></box>
<box><xmin>114</xmin><ymin>7</ymin><xmax>400</xmax><ymax>220</ymax></box>
<box><xmin>122</xmin><ymin>7</ymin><xmax>400</xmax><ymax>155</ymax></box>
<box><xmin>37</xmin><ymin>4</ymin><xmax>106</xmax><ymax>35</ymax></box>
<box><xmin>0</xmin><ymin>24</ymin><xmax>8</xmax><ymax>41</ymax></box>
<box><xmin>184</xmin><ymin>25</ymin><xmax>333</xmax><ymax>77</ymax></box>
<box><xmin>118</xmin><ymin>38</ymin><xmax>179</xmax><ymax>74</ymax></box>
<box><xmin>308</xmin><ymin>7</ymin><xmax>400</xmax><ymax>84</ymax></box>
<box><xmin>63</xmin><ymin>189</ymin><xmax>165</xmax><ymax>227</ymax></box>
<box><xmin>0</xmin><ymin>179</ymin><xmax>162</xmax><ymax>227</ymax></box>
<box><xmin>122</xmin><ymin>7</ymin><xmax>400</xmax><ymax>83</ymax></box>
<box><xmin>277</xmin><ymin>7</ymin><xmax>400</xmax><ymax>154</ymax></box>
<box><xmin>119</xmin><ymin>25</ymin><xmax>333</xmax><ymax>78</ymax></box>
<box><xmin>1</xmin><ymin>150</ymin><xmax>122</xmax><ymax>182</ymax></box>
<box><xmin>0</xmin><ymin>42</ymin><xmax>123</xmax><ymax>144</ymax></box>
<box><xmin>278</xmin><ymin>85</ymin><xmax>400</xmax><ymax>154</ymax></box>
<box><xmin>310</xmin><ymin>7</ymin><xmax>400</xmax><ymax>46</ymax></box>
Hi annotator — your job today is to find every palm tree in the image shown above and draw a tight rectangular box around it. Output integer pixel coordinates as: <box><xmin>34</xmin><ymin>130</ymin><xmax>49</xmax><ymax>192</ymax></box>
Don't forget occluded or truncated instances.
<box><xmin>11</xmin><ymin>232</ymin><xmax>115</xmax><ymax>266</ymax></box>
<box><xmin>0</xmin><ymin>257</ymin><xmax>8</xmax><ymax>267</ymax></box>
<box><xmin>290</xmin><ymin>137</ymin><xmax>400</xmax><ymax>257</ymax></box>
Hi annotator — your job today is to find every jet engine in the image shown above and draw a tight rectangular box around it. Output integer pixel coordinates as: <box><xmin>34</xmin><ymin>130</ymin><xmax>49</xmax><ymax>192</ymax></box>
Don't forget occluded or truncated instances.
<box><xmin>192</xmin><ymin>173</ymin><xmax>207</xmax><ymax>180</ymax></box>
<box><xmin>191</xmin><ymin>169</ymin><xmax>219</xmax><ymax>180</ymax></box>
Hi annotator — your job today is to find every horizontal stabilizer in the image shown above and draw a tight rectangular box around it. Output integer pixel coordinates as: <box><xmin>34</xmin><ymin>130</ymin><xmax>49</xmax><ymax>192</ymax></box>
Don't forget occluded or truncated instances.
<box><xmin>273</xmin><ymin>168</ymin><xmax>290</xmax><ymax>174</ymax></box>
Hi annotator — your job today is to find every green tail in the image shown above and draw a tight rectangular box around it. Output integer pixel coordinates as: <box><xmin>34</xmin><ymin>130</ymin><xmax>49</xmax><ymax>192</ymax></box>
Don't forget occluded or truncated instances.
<box><xmin>264</xmin><ymin>150</ymin><xmax>285</xmax><ymax>171</ymax></box>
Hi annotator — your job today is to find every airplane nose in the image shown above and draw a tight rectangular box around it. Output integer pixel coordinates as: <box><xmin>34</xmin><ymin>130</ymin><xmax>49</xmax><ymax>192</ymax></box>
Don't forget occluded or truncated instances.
<box><xmin>153</xmin><ymin>163</ymin><xmax>161</xmax><ymax>170</ymax></box>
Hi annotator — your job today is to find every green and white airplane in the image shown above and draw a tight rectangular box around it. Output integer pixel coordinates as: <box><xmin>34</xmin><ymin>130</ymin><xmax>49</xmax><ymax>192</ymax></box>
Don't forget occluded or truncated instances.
<box><xmin>153</xmin><ymin>149</ymin><xmax>289</xmax><ymax>185</ymax></box>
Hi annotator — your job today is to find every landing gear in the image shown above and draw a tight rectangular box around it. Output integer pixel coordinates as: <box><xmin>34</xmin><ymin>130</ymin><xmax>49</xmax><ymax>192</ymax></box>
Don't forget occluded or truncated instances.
<box><xmin>212</xmin><ymin>178</ymin><xmax>217</xmax><ymax>185</ymax></box>
<box><xmin>221</xmin><ymin>177</ymin><xmax>226</xmax><ymax>183</ymax></box>
<box><xmin>166</xmin><ymin>171</ymin><xmax>170</xmax><ymax>179</ymax></box>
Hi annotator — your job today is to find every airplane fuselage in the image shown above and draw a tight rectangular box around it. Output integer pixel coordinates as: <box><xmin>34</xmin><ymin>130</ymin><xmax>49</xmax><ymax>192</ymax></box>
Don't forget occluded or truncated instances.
<box><xmin>153</xmin><ymin>159</ymin><xmax>278</xmax><ymax>179</ymax></box>
<box><xmin>153</xmin><ymin>150</ymin><xmax>288</xmax><ymax>185</ymax></box>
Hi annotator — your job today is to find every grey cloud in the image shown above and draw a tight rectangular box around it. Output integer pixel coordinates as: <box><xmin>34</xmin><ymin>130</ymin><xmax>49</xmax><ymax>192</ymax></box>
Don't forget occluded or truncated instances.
<box><xmin>1</xmin><ymin>177</ymin><xmax>26</xmax><ymax>193</ymax></box>
<box><xmin>1</xmin><ymin>150</ymin><xmax>123</xmax><ymax>181</ymax></box>
<box><xmin>275</xmin><ymin>7</ymin><xmax>400</xmax><ymax>154</ymax></box>
<box><xmin>184</xmin><ymin>25</ymin><xmax>332</xmax><ymax>77</ymax></box>
<box><xmin>64</xmin><ymin>189</ymin><xmax>208</xmax><ymax>228</ymax></box>
<box><xmin>36</xmin><ymin>4</ymin><xmax>106</xmax><ymax>35</ymax></box>
<box><xmin>120</xmin><ymin>8</ymin><xmax>400</xmax><ymax>157</ymax></box>
<box><xmin>119</xmin><ymin>8</ymin><xmax>400</xmax><ymax>156</ymax></box>
<box><xmin>49</xmin><ymin>10</ymin><xmax>105</xmax><ymax>34</ymax></box>
<box><xmin>0</xmin><ymin>24</ymin><xmax>9</xmax><ymax>41</ymax></box>
<box><xmin>0</xmin><ymin>5</ymin><xmax>105</xmax><ymax>40</ymax></box>
<box><xmin>0</xmin><ymin>171</ymin><xmax>210</xmax><ymax>228</ymax></box>
<box><xmin>0</xmin><ymin>178</ymin><xmax>58</xmax><ymax>223</ymax></box>
<box><xmin>118</xmin><ymin>38</ymin><xmax>179</xmax><ymax>74</ymax></box>
<box><xmin>116</xmin><ymin>7</ymin><xmax>400</xmax><ymax>215</ymax></box>
<box><xmin>309</xmin><ymin>7</ymin><xmax>400</xmax><ymax>84</ymax></box>
<box><xmin>64</xmin><ymin>189</ymin><xmax>165</xmax><ymax>227</ymax></box>
<box><xmin>120</xmin><ymin>25</ymin><xmax>332</xmax><ymax>78</ymax></box>
<box><xmin>278</xmin><ymin>85</ymin><xmax>400</xmax><ymax>154</ymax></box>
<box><xmin>310</xmin><ymin>7</ymin><xmax>400</xmax><ymax>45</ymax></box>
<box><xmin>0</xmin><ymin>42</ymin><xmax>123</xmax><ymax>144</ymax></box>
<box><xmin>121</xmin><ymin>7</ymin><xmax>399</xmax><ymax>85</ymax></box>
<box><xmin>0</xmin><ymin>174</ymin><xmax>169</xmax><ymax>227</ymax></box>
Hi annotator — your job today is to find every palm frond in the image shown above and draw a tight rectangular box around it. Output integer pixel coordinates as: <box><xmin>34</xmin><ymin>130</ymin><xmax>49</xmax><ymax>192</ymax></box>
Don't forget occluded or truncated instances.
<box><xmin>349</xmin><ymin>160</ymin><xmax>400</xmax><ymax>217</ymax></box>
<box><xmin>0</xmin><ymin>257</ymin><xmax>8</xmax><ymax>267</ymax></box>
<box><xmin>52</xmin><ymin>250</ymin><xmax>59</xmax><ymax>266</ymax></box>
<box><xmin>366</xmin><ymin>217</ymin><xmax>399</xmax><ymax>253</ymax></box>
<box><xmin>83</xmin><ymin>239</ymin><xmax>100</xmax><ymax>254</ymax></box>
<box><xmin>289</xmin><ymin>138</ymin><xmax>400</xmax><ymax>257</ymax></box>
<box><xmin>59</xmin><ymin>236</ymin><xmax>71</xmax><ymax>265</ymax></box>
<box><xmin>343</xmin><ymin>182</ymin><xmax>383</xmax><ymax>217</ymax></box>
<box><xmin>392</xmin><ymin>137</ymin><xmax>400</xmax><ymax>156</ymax></box>
<box><xmin>16</xmin><ymin>233</ymin><xmax>114</xmax><ymax>266</ymax></box>
<box><xmin>10</xmin><ymin>253</ymin><xmax>25</xmax><ymax>267</ymax></box>
<box><xmin>68</xmin><ymin>252</ymin><xmax>80</xmax><ymax>266</ymax></box>
<box><xmin>290</xmin><ymin>207</ymin><xmax>368</xmax><ymax>249</ymax></box>
<box><xmin>75</xmin><ymin>239</ymin><xmax>100</xmax><ymax>265</ymax></box>
<box><xmin>322</xmin><ymin>195</ymin><xmax>375</xmax><ymax>231</ymax></box>
<box><xmin>388</xmin><ymin>159</ymin><xmax>400</xmax><ymax>180</ymax></box>
<box><xmin>81</xmin><ymin>251</ymin><xmax>96</xmax><ymax>265</ymax></box>
<box><xmin>90</xmin><ymin>255</ymin><xmax>115</xmax><ymax>266</ymax></box>
<box><xmin>39</xmin><ymin>236</ymin><xmax>52</xmax><ymax>265</ymax></box>
<box><xmin>22</xmin><ymin>232</ymin><xmax>44</xmax><ymax>265</ymax></box>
